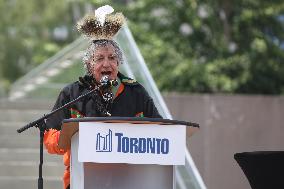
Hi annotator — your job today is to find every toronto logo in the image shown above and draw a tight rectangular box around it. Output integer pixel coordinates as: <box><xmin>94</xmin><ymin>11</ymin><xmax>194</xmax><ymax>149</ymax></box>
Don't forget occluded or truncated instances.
<box><xmin>96</xmin><ymin>129</ymin><xmax>112</xmax><ymax>152</ymax></box>
<box><xmin>96</xmin><ymin>129</ymin><xmax>170</xmax><ymax>154</ymax></box>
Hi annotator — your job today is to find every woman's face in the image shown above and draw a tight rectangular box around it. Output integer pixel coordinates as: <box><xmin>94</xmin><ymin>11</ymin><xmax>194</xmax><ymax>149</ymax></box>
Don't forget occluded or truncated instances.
<box><xmin>87</xmin><ymin>44</ymin><xmax>119</xmax><ymax>82</ymax></box>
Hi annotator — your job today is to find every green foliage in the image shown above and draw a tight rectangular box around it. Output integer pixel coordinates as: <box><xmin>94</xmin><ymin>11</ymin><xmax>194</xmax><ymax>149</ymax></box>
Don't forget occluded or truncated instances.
<box><xmin>0</xmin><ymin>0</ymin><xmax>78</xmax><ymax>90</ymax></box>
<box><xmin>119</xmin><ymin>0</ymin><xmax>284</xmax><ymax>94</ymax></box>
<box><xmin>0</xmin><ymin>0</ymin><xmax>284</xmax><ymax>94</ymax></box>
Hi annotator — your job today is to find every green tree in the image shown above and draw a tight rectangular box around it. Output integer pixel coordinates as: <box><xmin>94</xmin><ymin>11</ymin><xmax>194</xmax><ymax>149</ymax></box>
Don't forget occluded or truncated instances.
<box><xmin>120</xmin><ymin>0</ymin><xmax>284</xmax><ymax>94</ymax></box>
<box><xmin>1</xmin><ymin>0</ymin><xmax>284</xmax><ymax>95</ymax></box>
<box><xmin>0</xmin><ymin>0</ymin><xmax>79</xmax><ymax>93</ymax></box>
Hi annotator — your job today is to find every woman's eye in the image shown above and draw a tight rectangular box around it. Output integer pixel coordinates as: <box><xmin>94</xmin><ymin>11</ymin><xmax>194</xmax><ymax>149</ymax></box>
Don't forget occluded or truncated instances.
<box><xmin>95</xmin><ymin>57</ymin><xmax>103</xmax><ymax>62</ymax></box>
<box><xmin>109</xmin><ymin>55</ymin><xmax>117</xmax><ymax>60</ymax></box>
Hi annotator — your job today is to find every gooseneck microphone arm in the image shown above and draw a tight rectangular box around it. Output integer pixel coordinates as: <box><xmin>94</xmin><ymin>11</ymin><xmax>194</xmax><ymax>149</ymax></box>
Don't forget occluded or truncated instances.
<box><xmin>17</xmin><ymin>76</ymin><xmax>115</xmax><ymax>189</ymax></box>
<box><xmin>17</xmin><ymin>76</ymin><xmax>116</xmax><ymax>133</ymax></box>
<box><xmin>17</xmin><ymin>87</ymin><xmax>98</xmax><ymax>133</ymax></box>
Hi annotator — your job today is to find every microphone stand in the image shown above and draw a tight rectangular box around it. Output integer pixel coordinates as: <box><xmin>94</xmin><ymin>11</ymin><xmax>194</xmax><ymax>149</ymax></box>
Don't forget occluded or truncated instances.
<box><xmin>17</xmin><ymin>84</ymin><xmax>101</xmax><ymax>189</ymax></box>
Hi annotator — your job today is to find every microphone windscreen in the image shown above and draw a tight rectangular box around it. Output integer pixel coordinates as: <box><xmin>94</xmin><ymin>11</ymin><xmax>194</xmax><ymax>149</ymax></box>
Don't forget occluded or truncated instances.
<box><xmin>112</xmin><ymin>80</ymin><xmax>118</xmax><ymax>87</ymax></box>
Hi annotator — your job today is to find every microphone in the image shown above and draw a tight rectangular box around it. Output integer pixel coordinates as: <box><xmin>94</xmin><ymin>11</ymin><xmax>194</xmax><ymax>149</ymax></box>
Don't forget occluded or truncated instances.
<box><xmin>100</xmin><ymin>75</ymin><xmax>118</xmax><ymax>87</ymax></box>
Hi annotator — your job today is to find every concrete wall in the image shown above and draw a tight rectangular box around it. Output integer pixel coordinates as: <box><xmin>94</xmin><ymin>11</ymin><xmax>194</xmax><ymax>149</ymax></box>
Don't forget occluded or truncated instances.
<box><xmin>164</xmin><ymin>94</ymin><xmax>284</xmax><ymax>189</ymax></box>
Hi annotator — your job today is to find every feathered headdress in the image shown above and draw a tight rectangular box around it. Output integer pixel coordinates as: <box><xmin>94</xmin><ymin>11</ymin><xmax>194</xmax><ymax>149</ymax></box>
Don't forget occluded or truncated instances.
<box><xmin>77</xmin><ymin>5</ymin><xmax>126</xmax><ymax>40</ymax></box>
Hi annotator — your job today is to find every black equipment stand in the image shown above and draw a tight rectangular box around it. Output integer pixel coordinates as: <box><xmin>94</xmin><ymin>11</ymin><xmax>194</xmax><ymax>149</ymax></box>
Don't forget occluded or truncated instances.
<box><xmin>17</xmin><ymin>85</ymin><xmax>100</xmax><ymax>189</ymax></box>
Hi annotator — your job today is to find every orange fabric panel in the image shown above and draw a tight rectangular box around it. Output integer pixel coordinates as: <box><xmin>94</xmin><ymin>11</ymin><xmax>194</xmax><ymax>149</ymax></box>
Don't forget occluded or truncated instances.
<box><xmin>63</xmin><ymin>167</ymin><xmax>70</xmax><ymax>189</ymax></box>
<box><xmin>44</xmin><ymin>129</ymin><xmax>70</xmax><ymax>188</ymax></box>
<box><xmin>63</xmin><ymin>150</ymin><xmax>71</xmax><ymax>166</ymax></box>
<box><xmin>44</xmin><ymin>129</ymin><xmax>66</xmax><ymax>155</ymax></box>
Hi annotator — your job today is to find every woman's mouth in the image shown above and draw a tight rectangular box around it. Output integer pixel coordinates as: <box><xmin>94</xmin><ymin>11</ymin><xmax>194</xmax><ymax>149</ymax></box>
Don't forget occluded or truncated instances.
<box><xmin>101</xmin><ymin>71</ymin><xmax>112</xmax><ymax>76</ymax></box>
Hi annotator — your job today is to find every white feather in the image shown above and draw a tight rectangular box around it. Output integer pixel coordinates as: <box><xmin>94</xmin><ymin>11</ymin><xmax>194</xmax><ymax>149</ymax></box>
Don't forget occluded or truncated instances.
<box><xmin>95</xmin><ymin>5</ymin><xmax>114</xmax><ymax>26</ymax></box>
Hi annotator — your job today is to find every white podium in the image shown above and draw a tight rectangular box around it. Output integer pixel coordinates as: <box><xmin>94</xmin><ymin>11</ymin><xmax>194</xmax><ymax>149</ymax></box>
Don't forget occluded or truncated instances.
<box><xmin>58</xmin><ymin>117</ymin><xmax>199</xmax><ymax>189</ymax></box>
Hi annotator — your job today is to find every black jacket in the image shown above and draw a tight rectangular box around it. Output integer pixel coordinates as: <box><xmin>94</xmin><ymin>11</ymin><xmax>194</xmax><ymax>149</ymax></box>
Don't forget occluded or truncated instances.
<box><xmin>46</xmin><ymin>73</ymin><xmax>161</xmax><ymax>130</ymax></box>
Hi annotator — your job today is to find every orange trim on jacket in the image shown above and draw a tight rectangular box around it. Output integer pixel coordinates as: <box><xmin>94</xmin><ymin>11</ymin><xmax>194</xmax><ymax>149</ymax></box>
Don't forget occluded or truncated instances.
<box><xmin>114</xmin><ymin>83</ymin><xmax>124</xmax><ymax>98</ymax></box>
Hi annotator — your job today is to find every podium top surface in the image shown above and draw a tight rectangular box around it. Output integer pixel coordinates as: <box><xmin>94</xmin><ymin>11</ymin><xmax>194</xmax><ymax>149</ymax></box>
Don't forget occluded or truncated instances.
<box><xmin>63</xmin><ymin>117</ymin><xmax>199</xmax><ymax>128</ymax></box>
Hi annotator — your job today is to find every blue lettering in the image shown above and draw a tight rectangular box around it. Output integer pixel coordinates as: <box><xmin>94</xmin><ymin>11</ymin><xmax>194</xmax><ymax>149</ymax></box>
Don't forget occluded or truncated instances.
<box><xmin>115</xmin><ymin>133</ymin><xmax>169</xmax><ymax>155</ymax></box>
<box><xmin>161</xmin><ymin>139</ymin><xmax>169</xmax><ymax>154</ymax></box>
<box><xmin>138</xmin><ymin>138</ymin><xmax>146</xmax><ymax>153</ymax></box>
<box><xmin>147</xmin><ymin>138</ymin><xmax>155</xmax><ymax>153</ymax></box>
<box><xmin>156</xmin><ymin>139</ymin><xmax>161</xmax><ymax>154</ymax></box>
<box><xmin>130</xmin><ymin>138</ymin><xmax>139</xmax><ymax>153</ymax></box>
<box><xmin>115</xmin><ymin>133</ymin><xmax>123</xmax><ymax>152</ymax></box>
<box><xmin>122</xmin><ymin>137</ymin><xmax>129</xmax><ymax>153</ymax></box>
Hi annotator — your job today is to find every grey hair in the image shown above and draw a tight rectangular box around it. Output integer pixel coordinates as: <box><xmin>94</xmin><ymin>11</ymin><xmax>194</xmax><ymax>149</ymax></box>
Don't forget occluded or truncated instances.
<box><xmin>83</xmin><ymin>40</ymin><xmax>123</xmax><ymax>75</ymax></box>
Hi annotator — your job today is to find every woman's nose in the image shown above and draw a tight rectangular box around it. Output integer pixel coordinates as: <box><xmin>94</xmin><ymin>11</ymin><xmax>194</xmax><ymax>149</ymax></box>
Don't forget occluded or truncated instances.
<box><xmin>102</xmin><ymin>59</ymin><xmax>110</xmax><ymax>67</ymax></box>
